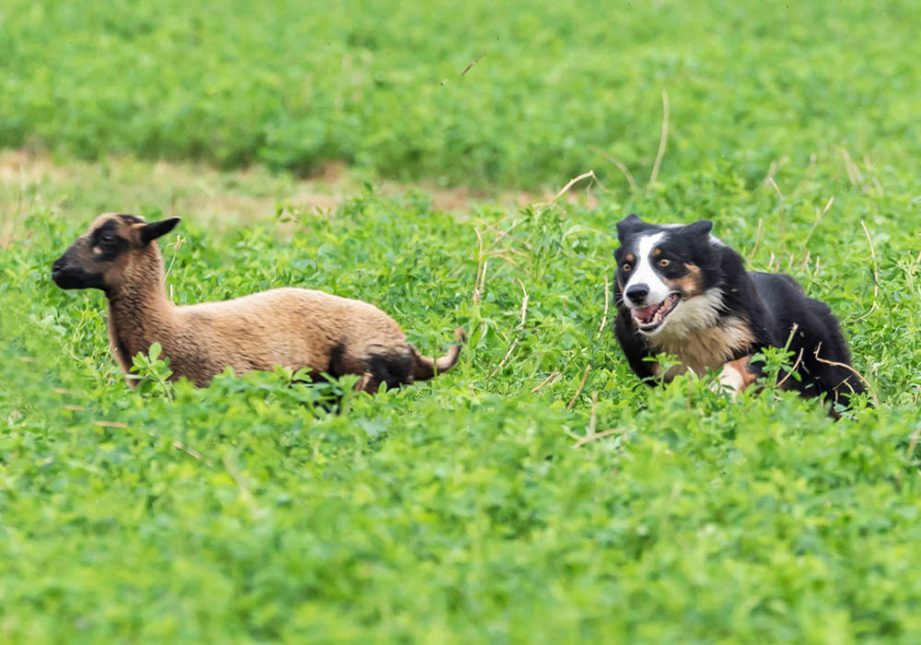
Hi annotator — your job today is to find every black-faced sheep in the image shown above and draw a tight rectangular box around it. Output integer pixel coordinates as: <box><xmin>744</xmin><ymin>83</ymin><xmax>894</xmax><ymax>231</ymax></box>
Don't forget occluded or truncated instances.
<box><xmin>51</xmin><ymin>213</ymin><xmax>464</xmax><ymax>391</ymax></box>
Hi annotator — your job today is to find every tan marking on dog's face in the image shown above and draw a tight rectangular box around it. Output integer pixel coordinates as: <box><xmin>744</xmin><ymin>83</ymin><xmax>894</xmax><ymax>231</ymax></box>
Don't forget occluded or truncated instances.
<box><xmin>625</xmin><ymin>253</ymin><xmax>635</xmax><ymax>263</ymax></box>
<box><xmin>663</xmin><ymin>262</ymin><xmax>704</xmax><ymax>298</ymax></box>
<box><xmin>651</xmin><ymin>247</ymin><xmax>663</xmax><ymax>258</ymax></box>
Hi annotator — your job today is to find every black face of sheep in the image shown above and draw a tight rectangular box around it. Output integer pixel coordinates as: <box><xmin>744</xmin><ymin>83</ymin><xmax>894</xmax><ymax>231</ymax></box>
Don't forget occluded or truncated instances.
<box><xmin>52</xmin><ymin>214</ymin><xmax>180</xmax><ymax>292</ymax></box>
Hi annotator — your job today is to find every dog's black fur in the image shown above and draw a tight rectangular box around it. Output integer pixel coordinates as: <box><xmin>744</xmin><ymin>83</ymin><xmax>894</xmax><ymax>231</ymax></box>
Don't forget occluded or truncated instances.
<box><xmin>612</xmin><ymin>214</ymin><xmax>865</xmax><ymax>409</ymax></box>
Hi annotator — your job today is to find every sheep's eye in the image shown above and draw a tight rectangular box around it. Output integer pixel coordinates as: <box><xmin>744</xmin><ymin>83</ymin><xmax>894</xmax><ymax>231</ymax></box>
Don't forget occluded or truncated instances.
<box><xmin>658</xmin><ymin>258</ymin><xmax>671</xmax><ymax>268</ymax></box>
<box><xmin>622</xmin><ymin>262</ymin><xmax>632</xmax><ymax>272</ymax></box>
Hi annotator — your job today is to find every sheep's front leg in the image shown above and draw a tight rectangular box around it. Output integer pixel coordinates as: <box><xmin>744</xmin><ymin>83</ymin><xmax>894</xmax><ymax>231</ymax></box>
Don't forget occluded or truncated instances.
<box><xmin>717</xmin><ymin>355</ymin><xmax>759</xmax><ymax>398</ymax></box>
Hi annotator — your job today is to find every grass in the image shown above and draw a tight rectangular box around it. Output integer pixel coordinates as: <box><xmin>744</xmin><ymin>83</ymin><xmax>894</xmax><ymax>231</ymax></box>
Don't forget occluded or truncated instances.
<box><xmin>3</xmin><ymin>152</ymin><xmax>921</xmax><ymax>641</ymax></box>
<box><xmin>1</xmin><ymin>1</ymin><xmax>920</xmax><ymax>188</ymax></box>
<box><xmin>3</xmin><ymin>0</ymin><xmax>921</xmax><ymax>641</ymax></box>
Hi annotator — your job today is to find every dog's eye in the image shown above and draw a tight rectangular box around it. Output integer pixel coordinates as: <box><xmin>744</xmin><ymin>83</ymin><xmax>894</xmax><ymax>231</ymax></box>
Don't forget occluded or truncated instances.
<box><xmin>658</xmin><ymin>258</ymin><xmax>671</xmax><ymax>268</ymax></box>
<box><xmin>100</xmin><ymin>233</ymin><xmax>116</xmax><ymax>244</ymax></box>
<box><xmin>622</xmin><ymin>262</ymin><xmax>632</xmax><ymax>272</ymax></box>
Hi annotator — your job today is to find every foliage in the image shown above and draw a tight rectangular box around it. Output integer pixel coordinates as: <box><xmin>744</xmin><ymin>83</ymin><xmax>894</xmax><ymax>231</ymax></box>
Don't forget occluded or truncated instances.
<box><xmin>2</xmin><ymin>0</ymin><xmax>921</xmax><ymax>640</ymax></box>
<box><xmin>0</xmin><ymin>0</ymin><xmax>919</xmax><ymax>188</ymax></box>
<box><xmin>2</xmin><ymin>155</ymin><xmax>921</xmax><ymax>641</ymax></box>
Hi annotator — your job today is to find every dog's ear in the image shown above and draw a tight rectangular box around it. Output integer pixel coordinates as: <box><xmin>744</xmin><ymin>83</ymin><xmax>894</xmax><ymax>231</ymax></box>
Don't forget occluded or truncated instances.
<box><xmin>616</xmin><ymin>213</ymin><xmax>645</xmax><ymax>242</ymax></box>
<box><xmin>137</xmin><ymin>217</ymin><xmax>182</xmax><ymax>245</ymax></box>
<box><xmin>683</xmin><ymin>219</ymin><xmax>713</xmax><ymax>238</ymax></box>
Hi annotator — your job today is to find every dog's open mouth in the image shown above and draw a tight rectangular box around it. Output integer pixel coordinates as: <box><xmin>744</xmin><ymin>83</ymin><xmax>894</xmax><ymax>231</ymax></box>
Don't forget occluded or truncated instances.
<box><xmin>632</xmin><ymin>293</ymin><xmax>680</xmax><ymax>332</ymax></box>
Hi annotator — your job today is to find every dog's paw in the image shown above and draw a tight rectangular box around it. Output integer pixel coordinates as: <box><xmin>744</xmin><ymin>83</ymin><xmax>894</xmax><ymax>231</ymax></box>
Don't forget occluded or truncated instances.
<box><xmin>713</xmin><ymin>356</ymin><xmax>758</xmax><ymax>399</ymax></box>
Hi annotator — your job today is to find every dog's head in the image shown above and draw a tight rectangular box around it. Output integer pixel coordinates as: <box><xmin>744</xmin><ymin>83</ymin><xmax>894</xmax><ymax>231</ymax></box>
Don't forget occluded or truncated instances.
<box><xmin>614</xmin><ymin>214</ymin><xmax>721</xmax><ymax>336</ymax></box>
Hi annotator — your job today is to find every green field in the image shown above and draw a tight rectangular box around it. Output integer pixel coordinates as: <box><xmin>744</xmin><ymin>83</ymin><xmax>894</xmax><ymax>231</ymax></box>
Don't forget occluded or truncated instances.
<box><xmin>2</xmin><ymin>0</ymin><xmax>921</xmax><ymax>642</ymax></box>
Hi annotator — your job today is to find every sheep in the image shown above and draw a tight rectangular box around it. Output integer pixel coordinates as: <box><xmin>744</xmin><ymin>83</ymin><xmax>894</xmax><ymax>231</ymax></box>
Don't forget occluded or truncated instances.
<box><xmin>51</xmin><ymin>213</ymin><xmax>464</xmax><ymax>391</ymax></box>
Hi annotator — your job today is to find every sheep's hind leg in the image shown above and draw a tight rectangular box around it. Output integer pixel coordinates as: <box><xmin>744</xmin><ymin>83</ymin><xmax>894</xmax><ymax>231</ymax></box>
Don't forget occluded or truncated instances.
<box><xmin>355</xmin><ymin>372</ymin><xmax>377</xmax><ymax>393</ymax></box>
<box><xmin>364</xmin><ymin>351</ymin><xmax>415</xmax><ymax>393</ymax></box>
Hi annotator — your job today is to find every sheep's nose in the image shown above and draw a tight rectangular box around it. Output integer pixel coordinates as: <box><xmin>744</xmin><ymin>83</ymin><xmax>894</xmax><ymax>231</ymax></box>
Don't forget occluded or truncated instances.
<box><xmin>625</xmin><ymin>284</ymin><xmax>649</xmax><ymax>304</ymax></box>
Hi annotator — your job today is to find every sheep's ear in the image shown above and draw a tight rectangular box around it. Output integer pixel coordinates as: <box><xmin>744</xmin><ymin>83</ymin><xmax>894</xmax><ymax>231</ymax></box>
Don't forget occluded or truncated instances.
<box><xmin>139</xmin><ymin>217</ymin><xmax>181</xmax><ymax>245</ymax></box>
<box><xmin>683</xmin><ymin>219</ymin><xmax>713</xmax><ymax>238</ymax></box>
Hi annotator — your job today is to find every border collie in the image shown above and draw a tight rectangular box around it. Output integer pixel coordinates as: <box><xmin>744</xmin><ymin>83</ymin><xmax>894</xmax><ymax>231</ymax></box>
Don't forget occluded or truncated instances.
<box><xmin>612</xmin><ymin>213</ymin><xmax>865</xmax><ymax>409</ymax></box>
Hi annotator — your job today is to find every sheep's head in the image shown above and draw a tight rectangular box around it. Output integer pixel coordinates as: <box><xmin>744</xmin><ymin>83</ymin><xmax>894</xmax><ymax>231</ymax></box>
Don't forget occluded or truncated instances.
<box><xmin>52</xmin><ymin>213</ymin><xmax>181</xmax><ymax>292</ymax></box>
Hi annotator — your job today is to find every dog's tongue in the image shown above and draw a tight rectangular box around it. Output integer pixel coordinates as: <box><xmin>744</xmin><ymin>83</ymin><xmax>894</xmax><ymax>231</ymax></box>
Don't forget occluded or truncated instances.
<box><xmin>633</xmin><ymin>304</ymin><xmax>658</xmax><ymax>320</ymax></box>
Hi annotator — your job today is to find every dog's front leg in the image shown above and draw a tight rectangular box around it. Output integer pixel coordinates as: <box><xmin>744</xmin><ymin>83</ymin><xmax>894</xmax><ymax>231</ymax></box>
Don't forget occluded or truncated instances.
<box><xmin>717</xmin><ymin>355</ymin><xmax>759</xmax><ymax>398</ymax></box>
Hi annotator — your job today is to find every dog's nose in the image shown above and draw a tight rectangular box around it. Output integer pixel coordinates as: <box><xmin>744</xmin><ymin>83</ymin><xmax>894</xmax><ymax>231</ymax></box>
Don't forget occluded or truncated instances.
<box><xmin>625</xmin><ymin>284</ymin><xmax>649</xmax><ymax>304</ymax></box>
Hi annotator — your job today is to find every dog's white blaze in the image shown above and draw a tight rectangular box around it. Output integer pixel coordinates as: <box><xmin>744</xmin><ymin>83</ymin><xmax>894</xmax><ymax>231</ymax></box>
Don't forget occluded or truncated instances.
<box><xmin>626</xmin><ymin>232</ymin><xmax>670</xmax><ymax>305</ymax></box>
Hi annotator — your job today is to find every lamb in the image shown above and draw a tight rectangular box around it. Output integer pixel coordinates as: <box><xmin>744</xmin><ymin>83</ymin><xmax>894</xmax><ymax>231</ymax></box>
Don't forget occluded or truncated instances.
<box><xmin>51</xmin><ymin>213</ymin><xmax>464</xmax><ymax>391</ymax></box>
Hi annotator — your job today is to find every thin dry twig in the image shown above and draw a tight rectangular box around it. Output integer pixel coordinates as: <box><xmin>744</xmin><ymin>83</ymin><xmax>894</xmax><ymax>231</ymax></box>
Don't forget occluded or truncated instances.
<box><xmin>647</xmin><ymin>90</ymin><xmax>670</xmax><ymax>192</ymax></box>
<box><xmin>768</xmin><ymin>177</ymin><xmax>786</xmax><ymax>253</ymax></box>
<box><xmin>164</xmin><ymin>234</ymin><xmax>184</xmax><ymax>279</ymax></box>
<box><xmin>840</xmin><ymin>147</ymin><xmax>868</xmax><ymax>194</ymax></box>
<box><xmin>172</xmin><ymin>440</ymin><xmax>204</xmax><ymax>462</ymax></box>
<box><xmin>861</xmin><ymin>219</ymin><xmax>880</xmax><ymax>304</ymax></box>
<box><xmin>775</xmin><ymin>323</ymin><xmax>802</xmax><ymax>389</ymax></box>
<box><xmin>863</xmin><ymin>155</ymin><xmax>885</xmax><ymax>195</ymax></box>
<box><xmin>597</xmin><ymin>274</ymin><xmax>611</xmax><ymax>334</ymax></box>
<box><xmin>472</xmin><ymin>227</ymin><xmax>487</xmax><ymax>306</ymax></box>
<box><xmin>776</xmin><ymin>347</ymin><xmax>805</xmax><ymax>389</ymax></box>
<box><xmin>566</xmin><ymin>365</ymin><xmax>592</xmax><ymax>409</ymax></box>
<box><xmin>746</xmin><ymin>218</ymin><xmax>765</xmax><ymax>262</ymax></box>
<box><xmin>587</xmin><ymin>391</ymin><xmax>598</xmax><ymax>436</ymax></box>
<box><xmin>517</xmin><ymin>280</ymin><xmax>529</xmax><ymax>329</ymax></box>
<box><xmin>589</xmin><ymin>146</ymin><xmax>639</xmax><ymax>195</ymax></box>
<box><xmin>539</xmin><ymin>170</ymin><xmax>597</xmax><ymax>207</ymax></box>
<box><xmin>762</xmin><ymin>156</ymin><xmax>789</xmax><ymax>188</ymax></box>
<box><xmin>488</xmin><ymin>282</ymin><xmax>529</xmax><ymax>378</ymax></box>
<box><xmin>488</xmin><ymin>338</ymin><xmax>520</xmax><ymax>379</ymax></box>
<box><xmin>574</xmin><ymin>428</ymin><xmax>627</xmax><ymax>448</ymax></box>
<box><xmin>94</xmin><ymin>420</ymin><xmax>128</xmax><ymax>429</ymax></box>
<box><xmin>790</xmin><ymin>152</ymin><xmax>818</xmax><ymax>199</ymax></box>
<box><xmin>460</xmin><ymin>53</ymin><xmax>485</xmax><ymax>77</ymax></box>
<box><xmin>531</xmin><ymin>371</ymin><xmax>561</xmax><ymax>393</ymax></box>
<box><xmin>813</xmin><ymin>344</ymin><xmax>879</xmax><ymax>406</ymax></box>
<box><xmin>910</xmin><ymin>249</ymin><xmax>921</xmax><ymax>278</ymax></box>
<box><xmin>906</xmin><ymin>425</ymin><xmax>921</xmax><ymax>461</ymax></box>
<box><xmin>799</xmin><ymin>197</ymin><xmax>835</xmax><ymax>261</ymax></box>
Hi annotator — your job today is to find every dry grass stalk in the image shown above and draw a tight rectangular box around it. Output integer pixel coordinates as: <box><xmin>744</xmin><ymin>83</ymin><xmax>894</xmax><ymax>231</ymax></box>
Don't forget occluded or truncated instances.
<box><xmin>647</xmin><ymin>90</ymin><xmax>670</xmax><ymax>192</ymax></box>
<box><xmin>531</xmin><ymin>371</ymin><xmax>561</xmax><ymax>393</ymax></box>
<box><xmin>597</xmin><ymin>274</ymin><xmax>610</xmax><ymax>334</ymax></box>
<box><xmin>566</xmin><ymin>365</ymin><xmax>592</xmax><ymax>409</ymax></box>
<box><xmin>590</xmin><ymin>146</ymin><xmax>638</xmax><ymax>195</ymax></box>
<box><xmin>813</xmin><ymin>343</ymin><xmax>879</xmax><ymax>406</ymax></box>
<box><xmin>574</xmin><ymin>428</ymin><xmax>627</xmax><ymax>448</ymax></box>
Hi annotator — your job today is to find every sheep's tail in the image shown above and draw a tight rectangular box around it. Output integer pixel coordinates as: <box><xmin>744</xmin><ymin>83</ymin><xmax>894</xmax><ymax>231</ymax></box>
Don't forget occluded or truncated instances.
<box><xmin>411</xmin><ymin>327</ymin><xmax>466</xmax><ymax>381</ymax></box>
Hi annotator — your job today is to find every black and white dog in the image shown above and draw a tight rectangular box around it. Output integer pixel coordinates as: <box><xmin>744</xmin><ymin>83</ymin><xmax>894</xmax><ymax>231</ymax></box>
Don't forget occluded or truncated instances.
<box><xmin>613</xmin><ymin>214</ymin><xmax>865</xmax><ymax>408</ymax></box>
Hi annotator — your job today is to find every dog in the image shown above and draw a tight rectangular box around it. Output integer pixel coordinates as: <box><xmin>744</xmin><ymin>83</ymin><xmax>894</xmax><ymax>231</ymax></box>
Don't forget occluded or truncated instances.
<box><xmin>612</xmin><ymin>213</ymin><xmax>865</xmax><ymax>409</ymax></box>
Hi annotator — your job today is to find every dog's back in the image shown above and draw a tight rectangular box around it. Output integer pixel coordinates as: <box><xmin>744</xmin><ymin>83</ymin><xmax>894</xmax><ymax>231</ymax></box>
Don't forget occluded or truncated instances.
<box><xmin>751</xmin><ymin>272</ymin><xmax>865</xmax><ymax>405</ymax></box>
